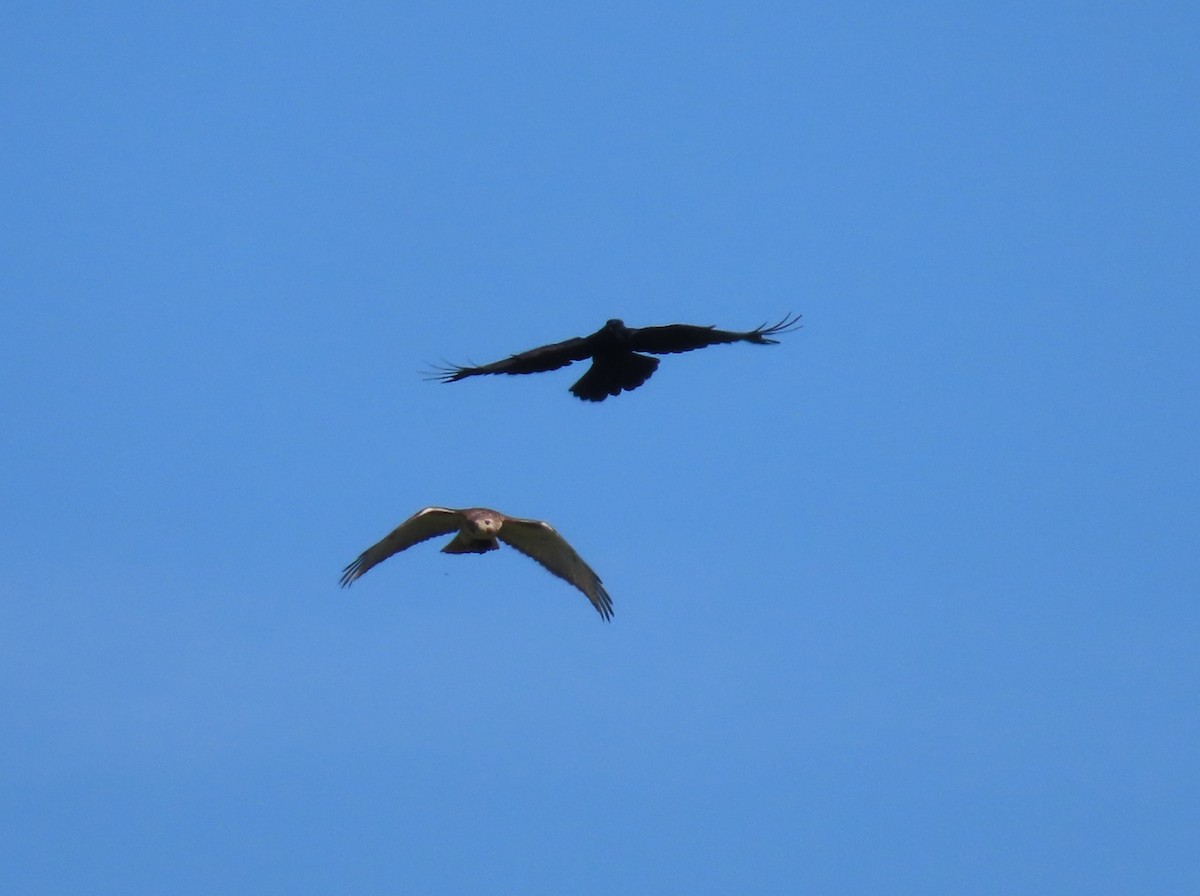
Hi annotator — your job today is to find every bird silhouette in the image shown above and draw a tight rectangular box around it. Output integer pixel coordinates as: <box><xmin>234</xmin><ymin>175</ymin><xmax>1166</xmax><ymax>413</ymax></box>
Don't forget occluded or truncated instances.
<box><xmin>340</xmin><ymin>506</ymin><xmax>613</xmax><ymax>620</ymax></box>
<box><xmin>428</xmin><ymin>313</ymin><xmax>802</xmax><ymax>402</ymax></box>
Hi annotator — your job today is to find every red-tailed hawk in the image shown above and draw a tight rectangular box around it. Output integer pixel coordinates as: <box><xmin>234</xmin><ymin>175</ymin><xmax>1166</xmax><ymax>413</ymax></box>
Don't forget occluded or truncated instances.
<box><xmin>428</xmin><ymin>313</ymin><xmax>802</xmax><ymax>402</ymax></box>
<box><xmin>340</xmin><ymin>507</ymin><xmax>613</xmax><ymax>620</ymax></box>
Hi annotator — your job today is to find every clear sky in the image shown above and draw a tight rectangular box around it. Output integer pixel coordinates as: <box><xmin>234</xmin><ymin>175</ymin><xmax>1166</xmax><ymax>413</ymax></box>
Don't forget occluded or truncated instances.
<box><xmin>2</xmin><ymin>2</ymin><xmax>1197</xmax><ymax>893</ymax></box>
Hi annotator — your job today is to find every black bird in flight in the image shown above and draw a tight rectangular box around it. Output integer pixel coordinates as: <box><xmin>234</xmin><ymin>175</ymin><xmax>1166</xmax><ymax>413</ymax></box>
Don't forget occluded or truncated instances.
<box><xmin>428</xmin><ymin>313</ymin><xmax>802</xmax><ymax>402</ymax></box>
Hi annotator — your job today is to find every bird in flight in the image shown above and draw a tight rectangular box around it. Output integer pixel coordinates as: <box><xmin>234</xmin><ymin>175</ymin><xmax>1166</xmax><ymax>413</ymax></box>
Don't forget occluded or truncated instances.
<box><xmin>428</xmin><ymin>313</ymin><xmax>802</xmax><ymax>402</ymax></box>
<box><xmin>340</xmin><ymin>506</ymin><xmax>613</xmax><ymax>620</ymax></box>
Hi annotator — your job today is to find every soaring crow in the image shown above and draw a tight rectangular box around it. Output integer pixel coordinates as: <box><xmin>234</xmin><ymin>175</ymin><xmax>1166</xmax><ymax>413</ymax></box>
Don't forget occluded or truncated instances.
<box><xmin>428</xmin><ymin>313</ymin><xmax>802</xmax><ymax>402</ymax></box>
<box><xmin>340</xmin><ymin>506</ymin><xmax>613</xmax><ymax>620</ymax></box>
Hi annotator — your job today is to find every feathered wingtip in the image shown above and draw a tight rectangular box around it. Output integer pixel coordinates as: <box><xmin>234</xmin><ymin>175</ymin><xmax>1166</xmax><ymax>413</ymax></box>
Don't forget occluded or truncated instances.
<box><xmin>592</xmin><ymin>584</ymin><xmax>614</xmax><ymax>622</ymax></box>
<box><xmin>421</xmin><ymin>359</ymin><xmax>473</xmax><ymax>383</ymax></box>
<box><xmin>339</xmin><ymin>555</ymin><xmax>366</xmax><ymax>587</ymax></box>
<box><xmin>747</xmin><ymin>312</ymin><xmax>803</xmax><ymax>344</ymax></box>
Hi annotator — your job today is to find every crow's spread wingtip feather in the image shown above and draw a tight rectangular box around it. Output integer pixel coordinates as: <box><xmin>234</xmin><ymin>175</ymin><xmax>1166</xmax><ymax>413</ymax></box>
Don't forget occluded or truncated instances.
<box><xmin>750</xmin><ymin>312</ymin><xmax>804</xmax><ymax>343</ymax></box>
<box><xmin>421</xmin><ymin>360</ymin><xmax>472</xmax><ymax>383</ymax></box>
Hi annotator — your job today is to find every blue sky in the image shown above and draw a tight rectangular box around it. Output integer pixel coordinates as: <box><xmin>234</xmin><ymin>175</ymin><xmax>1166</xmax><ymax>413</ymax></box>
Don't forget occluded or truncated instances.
<box><xmin>2</xmin><ymin>2</ymin><xmax>1197</xmax><ymax>892</ymax></box>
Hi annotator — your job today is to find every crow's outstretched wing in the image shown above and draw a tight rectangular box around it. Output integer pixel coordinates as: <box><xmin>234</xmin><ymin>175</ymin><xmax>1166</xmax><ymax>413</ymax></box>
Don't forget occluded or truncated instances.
<box><xmin>629</xmin><ymin>313</ymin><xmax>803</xmax><ymax>355</ymax></box>
<box><xmin>428</xmin><ymin>334</ymin><xmax>595</xmax><ymax>383</ymax></box>
<box><xmin>340</xmin><ymin>507</ymin><xmax>462</xmax><ymax>586</ymax></box>
<box><xmin>498</xmin><ymin>517</ymin><xmax>613</xmax><ymax>620</ymax></box>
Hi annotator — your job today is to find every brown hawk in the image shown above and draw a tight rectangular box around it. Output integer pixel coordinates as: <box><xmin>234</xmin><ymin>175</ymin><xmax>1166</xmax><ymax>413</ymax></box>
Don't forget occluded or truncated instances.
<box><xmin>340</xmin><ymin>507</ymin><xmax>613</xmax><ymax>620</ymax></box>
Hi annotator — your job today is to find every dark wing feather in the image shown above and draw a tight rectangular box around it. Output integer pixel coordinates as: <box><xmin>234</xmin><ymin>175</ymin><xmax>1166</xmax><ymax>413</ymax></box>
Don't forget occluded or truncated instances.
<box><xmin>427</xmin><ymin>335</ymin><xmax>594</xmax><ymax>383</ymax></box>
<box><xmin>498</xmin><ymin>518</ymin><xmax>613</xmax><ymax>620</ymax></box>
<box><xmin>340</xmin><ymin>507</ymin><xmax>462</xmax><ymax>586</ymax></box>
<box><xmin>629</xmin><ymin>313</ymin><xmax>803</xmax><ymax>354</ymax></box>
